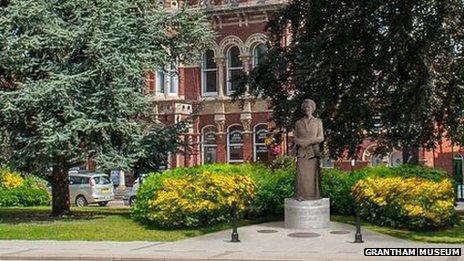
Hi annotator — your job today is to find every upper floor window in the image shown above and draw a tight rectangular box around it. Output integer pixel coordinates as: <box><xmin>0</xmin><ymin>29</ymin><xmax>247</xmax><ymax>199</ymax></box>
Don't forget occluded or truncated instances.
<box><xmin>226</xmin><ymin>46</ymin><xmax>243</xmax><ymax>95</ymax></box>
<box><xmin>156</xmin><ymin>66</ymin><xmax>179</xmax><ymax>96</ymax></box>
<box><xmin>252</xmin><ymin>43</ymin><xmax>268</xmax><ymax>67</ymax></box>
<box><xmin>168</xmin><ymin>67</ymin><xmax>179</xmax><ymax>95</ymax></box>
<box><xmin>202</xmin><ymin>50</ymin><xmax>217</xmax><ymax>96</ymax></box>
<box><xmin>156</xmin><ymin>70</ymin><xmax>165</xmax><ymax>94</ymax></box>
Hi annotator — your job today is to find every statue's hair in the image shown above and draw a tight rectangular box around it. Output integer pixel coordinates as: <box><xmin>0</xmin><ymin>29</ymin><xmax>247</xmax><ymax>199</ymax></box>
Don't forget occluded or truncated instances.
<box><xmin>301</xmin><ymin>99</ymin><xmax>316</xmax><ymax>111</ymax></box>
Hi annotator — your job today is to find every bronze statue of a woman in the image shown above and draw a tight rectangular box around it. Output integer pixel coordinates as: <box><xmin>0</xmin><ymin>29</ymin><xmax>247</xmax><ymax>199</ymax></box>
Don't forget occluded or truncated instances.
<box><xmin>291</xmin><ymin>99</ymin><xmax>324</xmax><ymax>201</ymax></box>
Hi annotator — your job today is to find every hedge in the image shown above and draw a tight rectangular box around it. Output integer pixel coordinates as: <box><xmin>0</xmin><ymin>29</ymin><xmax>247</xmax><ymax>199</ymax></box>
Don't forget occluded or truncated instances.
<box><xmin>132</xmin><ymin>164</ymin><xmax>262</xmax><ymax>227</ymax></box>
<box><xmin>132</xmin><ymin>159</ymin><xmax>452</xmax><ymax>228</ymax></box>
<box><xmin>353</xmin><ymin>176</ymin><xmax>455</xmax><ymax>229</ymax></box>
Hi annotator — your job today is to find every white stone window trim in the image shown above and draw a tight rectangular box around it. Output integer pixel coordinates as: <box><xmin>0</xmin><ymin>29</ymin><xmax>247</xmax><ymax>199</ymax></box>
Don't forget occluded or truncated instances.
<box><xmin>227</xmin><ymin>124</ymin><xmax>244</xmax><ymax>163</ymax></box>
<box><xmin>201</xmin><ymin>52</ymin><xmax>218</xmax><ymax>97</ymax></box>
<box><xmin>155</xmin><ymin>70</ymin><xmax>165</xmax><ymax>96</ymax></box>
<box><xmin>201</xmin><ymin>125</ymin><xmax>217</xmax><ymax>164</ymax></box>
<box><xmin>155</xmin><ymin>69</ymin><xmax>179</xmax><ymax>97</ymax></box>
<box><xmin>167</xmin><ymin>65</ymin><xmax>179</xmax><ymax>96</ymax></box>
<box><xmin>253</xmin><ymin>123</ymin><xmax>268</xmax><ymax>162</ymax></box>
<box><xmin>167</xmin><ymin>72</ymin><xmax>179</xmax><ymax>96</ymax></box>
<box><xmin>226</xmin><ymin>46</ymin><xmax>243</xmax><ymax>96</ymax></box>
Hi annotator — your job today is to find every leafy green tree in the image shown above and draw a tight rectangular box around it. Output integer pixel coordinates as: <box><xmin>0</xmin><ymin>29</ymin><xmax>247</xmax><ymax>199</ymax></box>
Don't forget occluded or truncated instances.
<box><xmin>133</xmin><ymin>121</ymin><xmax>189</xmax><ymax>176</ymax></box>
<box><xmin>0</xmin><ymin>0</ymin><xmax>213</xmax><ymax>215</ymax></box>
<box><xmin>235</xmin><ymin>0</ymin><xmax>464</xmax><ymax>163</ymax></box>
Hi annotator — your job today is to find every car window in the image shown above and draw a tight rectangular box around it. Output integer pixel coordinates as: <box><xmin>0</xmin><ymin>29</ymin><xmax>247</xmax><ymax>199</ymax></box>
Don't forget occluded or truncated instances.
<box><xmin>79</xmin><ymin>177</ymin><xmax>89</xmax><ymax>184</ymax></box>
<box><xmin>69</xmin><ymin>176</ymin><xmax>77</xmax><ymax>185</ymax></box>
<box><xmin>70</xmin><ymin>176</ymin><xmax>89</xmax><ymax>185</ymax></box>
<box><xmin>92</xmin><ymin>176</ymin><xmax>111</xmax><ymax>185</ymax></box>
<box><xmin>99</xmin><ymin>176</ymin><xmax>111</xmax><ymax>184</ymax></box>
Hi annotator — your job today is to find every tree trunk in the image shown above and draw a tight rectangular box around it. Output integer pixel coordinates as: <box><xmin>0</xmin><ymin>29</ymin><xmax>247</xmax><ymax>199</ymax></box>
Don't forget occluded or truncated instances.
<box><xmin>402</xmin><ymin>144</ymin><xmax>419</xmax><ymax>165</ymax></box>
<box><xmin>51</xmin><ymin>165</ymin><xmax>70</xmax><ymax>216</ymax></box>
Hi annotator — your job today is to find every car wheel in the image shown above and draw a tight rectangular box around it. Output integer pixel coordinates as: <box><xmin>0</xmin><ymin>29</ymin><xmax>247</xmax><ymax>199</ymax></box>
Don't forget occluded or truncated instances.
<box><xmin>75</xmin><ymin>195</ymin><xmax>88</xmax><ymax>207</ymax></box>
<box><xmin>129</xmin><ymin>196</ymin><xmax>136</xmax><ymax>207</ymax></box>
<box><xmin>98</xmin><ymin>201</ymin><xmax>108</xmax><ymax>207</ymax></box>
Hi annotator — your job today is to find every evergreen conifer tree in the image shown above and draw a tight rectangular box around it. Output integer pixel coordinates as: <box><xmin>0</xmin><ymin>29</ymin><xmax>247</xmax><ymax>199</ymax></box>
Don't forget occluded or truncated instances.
<box><xmin>0</xmin><ymin>0</ymin><xmax>213</xmax><ymax>215</ymax></box>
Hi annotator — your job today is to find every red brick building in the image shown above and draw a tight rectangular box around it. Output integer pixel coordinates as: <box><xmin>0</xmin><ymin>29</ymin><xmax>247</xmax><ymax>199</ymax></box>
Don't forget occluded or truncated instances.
<box><xmin>146</xmin><ymin>0</ymin><xmax>464</xmax><ymax>185</ymax></box>
<box><xmin>146</xmin><ymin>0</ymin><xmax>286</xmax><ymax>169</ymax></box>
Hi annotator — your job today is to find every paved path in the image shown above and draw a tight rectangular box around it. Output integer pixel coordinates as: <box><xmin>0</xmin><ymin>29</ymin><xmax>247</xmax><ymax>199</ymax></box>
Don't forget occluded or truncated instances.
<box><xmin>0</xmin><ymin>221</ymin><xmax>462</xmax><ymax>261</ymax></box>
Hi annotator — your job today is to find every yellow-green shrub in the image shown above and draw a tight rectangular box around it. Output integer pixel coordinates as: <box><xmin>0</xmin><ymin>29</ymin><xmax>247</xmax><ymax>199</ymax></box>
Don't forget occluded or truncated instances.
<box><xmin>134</xmin><ymin>169</ymin><xmax>256</xmax><ymax>227</ymax></box>
<box><xmin>0</xmin><ymin>170</ymin><xmax>23</xmax><ymax>188</ymax></box>
<box><xmin>0</xmin><ymin>169</ymin><xmax>50</xmax><ymax>207</ymax></box>
<box><xmin>352</xmin><ymin>176</ymin><xmax>455</xmax><ymax>229</ymax></box>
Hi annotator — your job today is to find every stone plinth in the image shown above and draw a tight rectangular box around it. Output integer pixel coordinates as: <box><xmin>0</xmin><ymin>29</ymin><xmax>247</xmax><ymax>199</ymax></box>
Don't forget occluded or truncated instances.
<box><xmin>284</xmin><ymin>198</ymin><xmax>330</xmax><ymax>229</ymax></box>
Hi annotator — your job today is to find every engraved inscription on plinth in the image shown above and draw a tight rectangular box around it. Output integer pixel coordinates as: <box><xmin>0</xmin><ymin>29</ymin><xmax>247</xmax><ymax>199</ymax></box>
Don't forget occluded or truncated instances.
<box><xmin>284</xmin><ymin>198</ymin><xmax>330</xmax><ymax>229</ymax></box>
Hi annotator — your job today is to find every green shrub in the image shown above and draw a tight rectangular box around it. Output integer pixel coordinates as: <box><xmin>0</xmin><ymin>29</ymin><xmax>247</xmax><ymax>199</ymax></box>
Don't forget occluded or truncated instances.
<box><xmin>251</xmin><ymin>166</ymin><xmax>294</xmax><ymax>215</ymax></box>
<box><xmin>271</xmin><ymin>154</ymin><xmax>296</xmax><ymax>170</ymax></box>
<box><xmin>321</xmin><ymin>164</ymin><xmax>448</xmax><ymax>215</ymax></box>
<box><xmin>132</xmin><ymin>161</ymin><xmax>450</xmax><ymax>228</ymax></box>
<box><xmin>353</xmin><ymin>176</ymin><xmax>456</xmax><ymax>229</ymax></box>
<box><xmin>0</xmin><ymin>169</ymin><xmax>50</xmax><ymax>207</ymax></box>
<box><xmin>354</xmin><ymin>164</ymin><xmax>448</xmax><ymax>181</ymax></box>
<box><xmin>321</xmin><ymin>169</ymin><xmax>362</xmax><ymax>215</ymax></box>
<box><xmin>133</xmin><ymin>164</ymin><xmax>259</xmax><ymax>227</ymax></box>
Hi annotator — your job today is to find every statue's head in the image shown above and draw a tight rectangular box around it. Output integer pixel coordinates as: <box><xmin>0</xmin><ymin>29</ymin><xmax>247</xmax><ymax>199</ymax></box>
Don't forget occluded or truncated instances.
<box><xmin>301</xmin><ymin>99</ymin><xmax>316</xmax><ymax>116</ymax></box>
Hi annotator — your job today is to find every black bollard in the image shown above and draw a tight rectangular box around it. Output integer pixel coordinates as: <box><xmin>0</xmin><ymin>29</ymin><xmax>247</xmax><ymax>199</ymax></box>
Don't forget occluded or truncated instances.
<box><xmin>354</xmin><ymin>203</ymin><xmax>364</xmax><ymax>243</ymax></box>
<box><xmin>230</xmin><ymin>201</ymin><xmax>240</xmax><ymax>243</ymax></box>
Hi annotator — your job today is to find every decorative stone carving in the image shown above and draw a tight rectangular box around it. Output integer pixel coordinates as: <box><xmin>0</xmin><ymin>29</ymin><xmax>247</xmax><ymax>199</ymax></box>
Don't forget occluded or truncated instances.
<box><xmin>239</xmin><ymin>55</ymin><xmax>252</xmax><ymax>72</ymax></box>
<box><xmin>215</xmin><ymin>119</ymin><xmax>225</xmax><ymax>134</ymax></box>
<box><xmin>213</xmin><ymin>57</ymin><xmax>225</xmax><ymax>66</ymax></box>
<box><xmin>244</xmin><ymin>33</ymin><xmax>268</xmax><ymax>50</ymax></box>
<box><xmin>240</xmin><ymin>118</ymin><xmax>252</xmax><ymax>133</ymax></box>
<box><xmin>219</xmin><ymin>36</ymin><xmax>246</xmax><ymax>57</ymax></box>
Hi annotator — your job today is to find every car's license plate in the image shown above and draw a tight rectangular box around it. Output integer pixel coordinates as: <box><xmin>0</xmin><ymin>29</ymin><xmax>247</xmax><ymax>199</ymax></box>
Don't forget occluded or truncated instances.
<box><xmin>101</xmin><ymin>188</ymin><xmax>109</xmax><ymax>193</ymax></box>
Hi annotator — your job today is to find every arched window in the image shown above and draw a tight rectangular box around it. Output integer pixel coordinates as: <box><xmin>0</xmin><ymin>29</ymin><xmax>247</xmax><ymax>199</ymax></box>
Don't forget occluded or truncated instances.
<box><xmin>389</xmin><ymin>150</ymin><xmax>403</xmax><ymax>167</ymax></box>
<box><xmin>201</xmin><ymin>126</ymin><xmax>217</xmax><ymax>164</ymax></box>
<box><xmin>252</xmin><ymin>43</ymin><xmax>267</xmax><ymax>67</ymax></box>
<box><xmin>227</xmin><ymin>125</ymin><xmax>244</xmax><ymax>162</ymax></box>
<box><xmin>201</xmin><ymin>50</ymin><xmax>217</xmax><ymax>96</ymax></box>
<box><xmin>226</xmin><ymin>46</ymin><xmax>243</xmax><ymax>95</ymax></box>
<box><xmin>253</xmin><ymin>124</ymin><xmax>268</xmax><ymax>162</ymax></box>
<box><xmin>371</xmin><ymin>154</ymin><xmax>387</xmax><ymax>166</ymax></box>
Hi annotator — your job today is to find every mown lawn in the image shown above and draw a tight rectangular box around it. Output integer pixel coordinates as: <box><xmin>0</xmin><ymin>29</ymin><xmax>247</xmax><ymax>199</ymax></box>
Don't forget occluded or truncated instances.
<box><xmin>3</xmin><ymin>206</ymin><xmax>462</xmax><ymax>243</ymax></box>
<box><xmin>0</xmin><ymin>206</ymin><xmax>280</xmax><ymax>241</ymax></box>
<box><xmin>0</xmin><ymin>206</ymin><xmax>233</xmax><ymax>241</ymax></box>
<box><xmin>331</xmin><ymin>211</ymin><xmax>464</xmax><ymax>244</ymax></box>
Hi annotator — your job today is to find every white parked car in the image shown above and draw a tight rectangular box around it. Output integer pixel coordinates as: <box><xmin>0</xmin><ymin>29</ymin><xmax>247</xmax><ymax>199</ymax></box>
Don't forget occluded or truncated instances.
<box><xmin>69</xmin><ymin>172</ymin><xmax>115</xmax><ymax>207</ymax></box>
<box><xmin>123</xmin><ymin>175</ymin><xmax>145</xmax><ymax>207</ymax></box>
